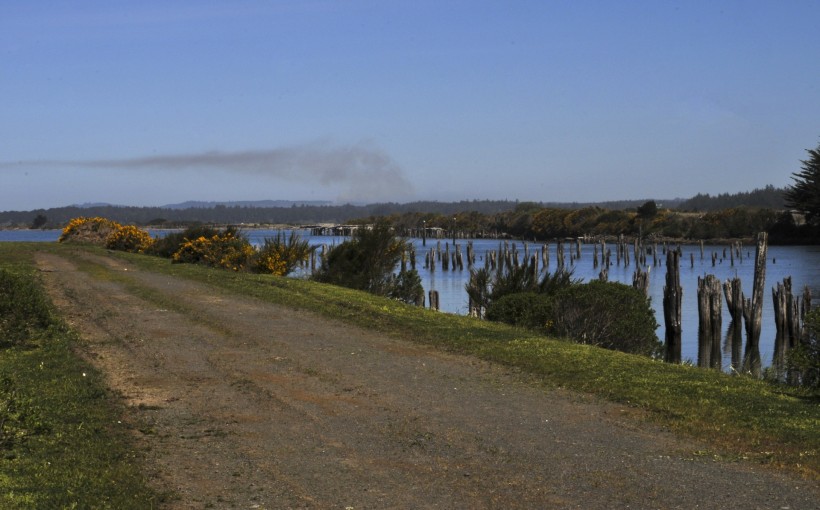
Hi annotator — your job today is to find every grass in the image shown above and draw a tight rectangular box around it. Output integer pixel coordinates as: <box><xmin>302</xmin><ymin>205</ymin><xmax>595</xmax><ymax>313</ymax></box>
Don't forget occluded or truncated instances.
<box><xmin>103</xmin><ymin>244</ymin><xmax>820</xmax><ymax>479</ymax></box>
<box><xmin>0</xmin><ymin>243</ymin><xmax>160</xmax><ymax>509</ymax></box>
<box><xmin>3</xmin><ymin>241</ymin><xmax>819</xmax><ymax>483</ymax></box>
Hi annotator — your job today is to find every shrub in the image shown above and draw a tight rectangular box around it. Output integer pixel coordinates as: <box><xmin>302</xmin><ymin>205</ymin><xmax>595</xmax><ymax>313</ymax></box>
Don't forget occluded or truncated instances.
<box><xmin>146</xmin><ymin>225</ymin><xmax>221</xmax><ymax>258</ymax></box>
<box><xmin>171</xmin><ymin>227</ymin><xmax>255</xmax><ymax>271</ymax></box>
<box><xmin>58</xmin><ymin>217</ymin><xmax>121</xmax><ymax>245</ymax></box>
<box><xmin>105</xmin><ymin>225</ymin><xmax>154</xmax><ymax>253</ymax></box>
<box><xmin>253</xmin><ymin>231</ymin><xmax>315</xmax><ymax>276</ymax></box>
<box><xmin>787</xmin><ymin>308</ymin><xmax>820</xmax><ymax>388</ymax></box>
<box><xmin>549</xmin><ymin>280</ymin><xmax>661</xmax><ymax>356</ymax></box>
<box><xmin>486</xmin><ymin>292</ymin><xmax>552</xmax><ymax>330</ymax></box>
<box><xmin>384</xmin><ymin>269</ymin><xmax>425</xmax><ymax>305</ymax></box>
<box><xmin>313</xmin><ymin>220</ymin><xmax>422</xmax><ymax>303</ymax></box>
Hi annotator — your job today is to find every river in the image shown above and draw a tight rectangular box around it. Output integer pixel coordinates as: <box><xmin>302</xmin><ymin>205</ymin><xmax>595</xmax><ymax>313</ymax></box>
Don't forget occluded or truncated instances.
<box><xmin>5</xmin><ymin>228</ymin><xmax>819</xmax><ymax>370</ymax></box>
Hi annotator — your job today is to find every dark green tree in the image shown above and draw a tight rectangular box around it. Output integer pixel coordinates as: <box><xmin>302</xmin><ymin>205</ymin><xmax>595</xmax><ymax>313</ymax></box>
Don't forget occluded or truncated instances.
<box><xmin>784</xmin><ymin>141</ymin><xmax>820</xmax><ymax>224</ymax></box>
<box><xmin>30</xmin><ymin>213</ymin><xmax>47</xmax><ymax>229</ymax></box>
<box><xmin>636</xmin><ymin>200</ymin><xmax>658</xmax><ymax>219</ymax></box>
<box><xmin>313</xmin><ymin>220</ymin><xmax>423</xmax><ymax>304</ymax></box>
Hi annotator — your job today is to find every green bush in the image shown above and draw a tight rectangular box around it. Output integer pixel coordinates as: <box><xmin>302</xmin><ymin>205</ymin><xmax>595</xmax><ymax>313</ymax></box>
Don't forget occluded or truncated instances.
<box><xmin>787</xmin><ymin>308</ymin><xmax>820</xmax><ymax>388</ymax></box>
<box><xmin>485</xmin><ymin>292</ymin><xmax>552</xmax><ymax>330</ymax></box>
<box><xmin>385</xmin><ymin>269</ymin><xmax>425</xmax><ymax>305</ymax></box>
<box><xmin>549</xmin><ymin>281</ymin><xmax>661</xmax><ymax>356</ymax></box>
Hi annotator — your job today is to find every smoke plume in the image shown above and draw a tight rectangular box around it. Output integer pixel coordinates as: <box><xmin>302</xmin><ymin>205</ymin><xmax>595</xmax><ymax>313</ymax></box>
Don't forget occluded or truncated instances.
<box><xmin>1</xmin><ymin>141</ymin><xmax>414</xmax><ymax>202</ymax></box>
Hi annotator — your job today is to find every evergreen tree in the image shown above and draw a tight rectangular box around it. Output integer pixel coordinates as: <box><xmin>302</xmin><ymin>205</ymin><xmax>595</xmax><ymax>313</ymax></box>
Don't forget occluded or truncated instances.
<box><xmin>784</xmin><ymin>141</ymin><xmax>820</xmax><ymax>223</ymax></box>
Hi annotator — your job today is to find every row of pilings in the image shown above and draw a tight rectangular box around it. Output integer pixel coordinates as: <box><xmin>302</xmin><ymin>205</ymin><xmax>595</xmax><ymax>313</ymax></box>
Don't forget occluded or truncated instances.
<box><xmin>306</xmin><ymin>232</ymin><xmax>811</xmax><ymax>380</ymax></box>
<box><xmin>661</xmin><ymin>232</ymin><xmax>812</xmax><ymax>381</ymax></box>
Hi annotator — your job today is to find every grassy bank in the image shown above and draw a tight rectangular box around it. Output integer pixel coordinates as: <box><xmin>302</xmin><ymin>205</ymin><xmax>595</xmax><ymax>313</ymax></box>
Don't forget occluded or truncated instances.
<box><xmin>4</xmin><ymin>242</ymin><xmax>819</xmax><ymax>482</ymax></box>
<box><xmin>96</xmin><ymin>244</ymin><xmax>819</xmax><ymax>479</ymax></box>
<box><xmin>0</xmin><ymin>244</ymin><xmax>159</xmax><ymax>508</ymax></box>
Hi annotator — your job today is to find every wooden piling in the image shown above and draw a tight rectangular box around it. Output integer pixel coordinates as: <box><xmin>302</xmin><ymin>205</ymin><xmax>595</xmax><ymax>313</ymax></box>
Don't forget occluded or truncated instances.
<box><xmin>742</xmin><ymin>232</ymin><xmax>768</xmax><ymax>377</ymax></box>
<box><xmin>723</xmin><ymin>277</ymin><xmax>744</xmax><ymax>373</ymax></box>
<box><xmin>632</xmin><ymin>266</ymin><xmax>649</xmax><ymax>297</ymax></box>
<box><xmin>428</xmin><ymin>290</ymin><xmax>439</xmax><ymax>311</ymax></box>
<box><xmin>697</xmin><ymin>275</ymin><xmax>722</xmax><ymax>369</ymax></box>
<box><xmin>663</xmin><ymin>250</ymin><xmax>682</xmax><ymax>364</ymax></box>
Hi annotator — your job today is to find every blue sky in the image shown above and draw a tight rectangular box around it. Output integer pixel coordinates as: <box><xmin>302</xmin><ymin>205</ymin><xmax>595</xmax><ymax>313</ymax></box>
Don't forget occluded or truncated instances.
<box><xmin>2</xmin><ymin>1</ymin><xmax>819</xmax><ymax>210</ymax></box>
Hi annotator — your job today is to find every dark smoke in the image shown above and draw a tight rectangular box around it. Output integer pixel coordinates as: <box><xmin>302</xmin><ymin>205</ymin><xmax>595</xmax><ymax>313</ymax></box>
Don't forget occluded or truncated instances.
<box><xmin>1</xmin><ymin>142</ymin><xmax>414</xmax><ymax>202</ymax></box>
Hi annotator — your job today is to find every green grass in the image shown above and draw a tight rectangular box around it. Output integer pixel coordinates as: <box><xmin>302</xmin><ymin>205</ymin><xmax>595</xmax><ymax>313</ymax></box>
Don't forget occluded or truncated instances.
<box><xmin>0</xmin><ymin>243</ymin><xmax>160</xmax><ymax>509</ymax></box>
<box><xmin>4</xmin><ymin>241</ymin><xmax>820</xmax><ymax>483</ymax></box>
<box><xmin>100</xmin><ymin>244</ymin><xmax>820</xmax><ymax>479</ymax></box>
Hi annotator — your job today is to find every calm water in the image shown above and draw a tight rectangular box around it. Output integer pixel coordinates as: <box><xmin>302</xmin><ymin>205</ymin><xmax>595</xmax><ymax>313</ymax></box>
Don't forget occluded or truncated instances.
<box><xmin>5</xmin><ymin>228</ymin><xmax>819</xmax><ymax>369</ymax></box>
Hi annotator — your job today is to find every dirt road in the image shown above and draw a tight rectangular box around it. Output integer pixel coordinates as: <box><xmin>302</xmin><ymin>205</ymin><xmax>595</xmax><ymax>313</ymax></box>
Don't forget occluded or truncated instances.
<box><xmin>36</xmin><ymin>250</ymin><xmax>817</xmax><ymax>509</ymax></box>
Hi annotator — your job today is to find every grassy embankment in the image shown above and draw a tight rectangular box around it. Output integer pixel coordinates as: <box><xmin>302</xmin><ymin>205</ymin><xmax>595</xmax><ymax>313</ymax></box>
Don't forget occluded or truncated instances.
<box><xmin>0</xmin><ymin>243</ymin><xmax>160</xmax><ymax>509</ymax></box>
<box><xmin>110</xmin><ymin>244</ymin><xmax>820</xmax><ymax>479</ymax></box>
<box><xmin>2</xmin><ymin>241</ymin><xmax>819</xmax><ymax>485</ymax></box>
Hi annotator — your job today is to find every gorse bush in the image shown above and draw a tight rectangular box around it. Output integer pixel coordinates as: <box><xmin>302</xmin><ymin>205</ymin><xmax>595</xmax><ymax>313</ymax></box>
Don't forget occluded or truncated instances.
<box><xmin>171</xmin><ymin>226</ymin><xmax>255</xmax><ymax>271</ymax></box>
<box><xmin>254</xmin><ymin>231</ymin><xmax>316</xmax><ymax>276</ymax></box>
<box><xmin>59</xmin><ymin>216</ymin><xmax>121</xmax><ymax>245</ymax></box>
<box><xmin>60</xmin><ymin>217</ymin><xmax>154</xmax><ymax>253</ymax></box>
<box><xmin>146</xmin><ymin>225</ymin><xmax>221</xmax><ymax>258</ymax></box>
<box><xmin>105</xmin><ymin>224</ymin><xmax>154</xmax><ymax>253</ymax></box>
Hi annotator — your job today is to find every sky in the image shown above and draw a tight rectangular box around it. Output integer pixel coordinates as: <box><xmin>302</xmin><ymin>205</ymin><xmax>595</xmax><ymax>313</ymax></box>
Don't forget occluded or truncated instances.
<box><xmin>2</xmin><ymin>1</ymin><xmax>819</xmax><ymax>211</ymax></box>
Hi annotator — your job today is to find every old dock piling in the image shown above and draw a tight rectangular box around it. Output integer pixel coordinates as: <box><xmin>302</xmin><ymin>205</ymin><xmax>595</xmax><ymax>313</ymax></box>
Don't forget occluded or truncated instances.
<box><xmin>663</xmin><ymin>250</ymin><xmax>682</xmax><ymax>364</ymax></box>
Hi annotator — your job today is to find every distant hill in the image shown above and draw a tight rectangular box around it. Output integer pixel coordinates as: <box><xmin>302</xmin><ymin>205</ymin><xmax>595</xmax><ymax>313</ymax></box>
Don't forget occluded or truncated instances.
<box><xmin>161</xmin><ymin>200</ymin><xmax>333</xmax><ymax>209</ymax></box>
<box><xmin>0</xmin><ymin>187</ymin><xmax>787</xmax><ymax>229</ymax></box>
<box><xmin>676</xmin><ymin>185</ymin><xmax>785</xmax><ymax>211</ymax></box>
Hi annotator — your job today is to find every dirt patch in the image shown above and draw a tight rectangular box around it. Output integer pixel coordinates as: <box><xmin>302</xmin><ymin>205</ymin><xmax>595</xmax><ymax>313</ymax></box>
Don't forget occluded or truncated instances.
<box><xmin>36</xmin><ymin>250</ymin><xmax>818</xmax><ymax>509</ymax></box>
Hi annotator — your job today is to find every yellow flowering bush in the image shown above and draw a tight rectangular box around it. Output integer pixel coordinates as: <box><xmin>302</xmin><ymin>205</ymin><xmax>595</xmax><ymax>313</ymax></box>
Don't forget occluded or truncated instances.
<box><xmin>106</xmin><ymin>225</ymin><xmax>154</xmax><ymax>253</ymax></box>
<box><xmin>171</xmin><ymin>227</ymin><xmax>255</xmax><ymax>271</ymax></box>
<box><xmin>252</xmin><ymin>232</ymin><xmax>315</xmax><ymax>276</ymax></box>
<box><xmin>59</xmin><ymin>217</ymin><xmax>122</xmax><ymax>244</ymax></box>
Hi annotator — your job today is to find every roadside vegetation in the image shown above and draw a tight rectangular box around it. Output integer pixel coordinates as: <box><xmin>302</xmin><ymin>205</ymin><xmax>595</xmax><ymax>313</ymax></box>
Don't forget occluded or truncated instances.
<box><xmin>53</xmin><ymin>243</ymin><xmax>815</xmax><ymax>480</ymax></box>
<box><xmin>64</xmin><ymin>220</ymin><xmax>316</xmax><ymax>277</ymax></box>
<box><xmin>0</xmin><ymin>244</ymin><xmax>158</xmax><ymax>508</ymax></box>
<box><xmin>313</xmin><ymin>220</ymin><xmax>424</xmax><ymax>305</ymax></box>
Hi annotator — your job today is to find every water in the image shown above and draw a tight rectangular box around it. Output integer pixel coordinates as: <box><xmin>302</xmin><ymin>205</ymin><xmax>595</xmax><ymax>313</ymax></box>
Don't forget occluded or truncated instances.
<box><xmin>5</xmin><ymin>228</ymin><xmax>820</xmax><ymax>369</ymax></box>
<box><xmin>301</xmin><ymin>233</ymin><xmax>820</xmax><ymax>370</ymax></box>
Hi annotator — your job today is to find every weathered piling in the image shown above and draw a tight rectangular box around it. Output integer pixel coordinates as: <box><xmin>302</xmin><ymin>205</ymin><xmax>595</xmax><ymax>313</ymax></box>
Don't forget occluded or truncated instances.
<box><xmin>663</xmin><ymin>250</ymin><xmax>682</xmax><ymax>364</ymax></box>
<box><xmin>742</xmin><ymin>232</ymin><xmax>768</xmax><ymax>377</ymax></box>
<box><xmin>697</xmin><ymin>275</ymin><xmax>722</xmax><ymax>369</ymax></box>
<box><xmin>772</xmin><ymin>277</ymin><xmax>792</xmax><ymax>370</ymax></box>
<box><xmin>632</xmin><ymin>266</ymin><xmax>649</xmax><ymax>297</ymax></box>
<box><xmin>723</xmin><ymin>277</ymin><xmax>744</xmax><ymax>373</ymax></box>
<box><xmin>428</xmin><ymin>290</ymin><xmax>440</xmax><ymax>311</ymax></box>
<box><xmin>593</xmin><ymin>244</ymin><xmax>599</xmax><ymax>269</ymax></box>
<box><xmin>557</xmin><ymin>240</ymin><xmax>565</xmax><ymax>272</ymax></box>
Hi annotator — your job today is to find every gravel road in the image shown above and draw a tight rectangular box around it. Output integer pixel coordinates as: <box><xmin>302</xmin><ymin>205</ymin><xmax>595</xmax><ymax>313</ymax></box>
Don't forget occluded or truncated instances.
<box><xmin>37</xmin><ymin>250</ymin><xmax>818</xmax><ymax>509</ymax></box>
